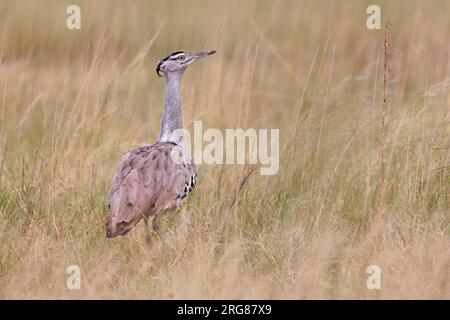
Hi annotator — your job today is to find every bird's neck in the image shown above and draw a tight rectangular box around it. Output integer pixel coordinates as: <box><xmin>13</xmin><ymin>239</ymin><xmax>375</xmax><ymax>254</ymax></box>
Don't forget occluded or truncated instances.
<box><xmin>159</xmin><ymin>73</ymin><xmax>184</xmax><ymax>146</ymax></box>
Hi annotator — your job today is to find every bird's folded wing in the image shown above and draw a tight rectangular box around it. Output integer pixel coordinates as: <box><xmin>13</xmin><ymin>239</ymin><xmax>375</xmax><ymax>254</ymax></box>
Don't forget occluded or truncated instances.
<box><xmin>109</xmin><ymin>142</ymin><xmax>197</xmax><ymax>215</ymax></box>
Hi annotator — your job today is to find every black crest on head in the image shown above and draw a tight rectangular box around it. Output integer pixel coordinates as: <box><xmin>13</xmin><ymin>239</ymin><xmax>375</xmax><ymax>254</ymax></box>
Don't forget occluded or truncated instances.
<box><xmin>156</xmin><ymin>51</ymin><xmax>185</xmax><ymax>77</ymax></box>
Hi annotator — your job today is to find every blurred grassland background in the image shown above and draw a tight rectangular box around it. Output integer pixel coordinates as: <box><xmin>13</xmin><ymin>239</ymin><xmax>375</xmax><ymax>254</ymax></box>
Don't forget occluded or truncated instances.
<box><xmin>0</xmin><ymin>0</ymin><xmax>449</xmax><ymax>299</ymax></box>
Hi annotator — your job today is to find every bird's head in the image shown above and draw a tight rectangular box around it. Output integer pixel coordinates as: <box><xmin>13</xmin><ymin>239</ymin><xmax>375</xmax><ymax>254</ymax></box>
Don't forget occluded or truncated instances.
<box><xmin>156</xmin><ymin>50</ymin><xmax>216</xmax><ymax>78</ymax></box>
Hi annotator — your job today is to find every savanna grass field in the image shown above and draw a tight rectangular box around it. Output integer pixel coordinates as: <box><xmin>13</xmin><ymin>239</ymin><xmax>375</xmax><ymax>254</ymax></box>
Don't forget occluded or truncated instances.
<box><xmin>0</xmin><ymin>0</ymin><xmax>449</xmax><ymax>299</ymax></box>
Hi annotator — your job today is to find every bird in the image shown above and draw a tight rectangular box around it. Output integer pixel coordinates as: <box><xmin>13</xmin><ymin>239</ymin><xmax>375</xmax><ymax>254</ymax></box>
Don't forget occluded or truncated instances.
<box><xmin>106</xmin><ymin>49</ymin><xmax>216</xmax><ymax>239</ymax></box>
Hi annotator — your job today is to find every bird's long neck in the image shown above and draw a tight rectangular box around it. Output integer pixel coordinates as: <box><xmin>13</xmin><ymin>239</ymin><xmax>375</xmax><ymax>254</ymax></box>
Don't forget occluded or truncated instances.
<box><xmin>159</xmin><ymin>73</ymin><xmax>184</xmax><ymax>145</ymax></box>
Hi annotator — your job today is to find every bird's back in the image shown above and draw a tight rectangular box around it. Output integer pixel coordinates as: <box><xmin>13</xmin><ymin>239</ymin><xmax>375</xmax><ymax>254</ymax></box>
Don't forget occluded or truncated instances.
<box><xmin>106</xmin><ymin>142</ymin><xmax>196</xmax><ymax>237</ymax></box>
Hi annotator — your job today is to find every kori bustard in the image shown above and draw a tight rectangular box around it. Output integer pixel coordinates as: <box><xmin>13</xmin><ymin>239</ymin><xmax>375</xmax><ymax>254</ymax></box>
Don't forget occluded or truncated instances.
<box><xmin>106</xmin><ymin>50</ymin><xmax>216</xmax><ymax>238</ymax></box>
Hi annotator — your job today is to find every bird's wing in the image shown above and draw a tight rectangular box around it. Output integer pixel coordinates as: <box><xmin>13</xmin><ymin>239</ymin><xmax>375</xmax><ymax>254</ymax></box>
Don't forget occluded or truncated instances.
<box><xmin>108</xmin><ymin>142</ymin><xmax>196</xmax><ymax>228</ymax></box>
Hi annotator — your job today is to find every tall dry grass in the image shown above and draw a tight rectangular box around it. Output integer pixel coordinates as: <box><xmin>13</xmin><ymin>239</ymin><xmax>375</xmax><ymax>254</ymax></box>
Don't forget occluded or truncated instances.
<box><xmin>0</xmin><ymin>0</ymin><xmax>449</xmax><ymax>299</ymax></box>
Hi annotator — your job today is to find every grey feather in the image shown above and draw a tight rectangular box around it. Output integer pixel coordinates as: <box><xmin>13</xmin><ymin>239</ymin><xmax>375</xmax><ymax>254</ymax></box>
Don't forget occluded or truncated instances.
<box><xmin>106</xmin><ymin>142</ymin><xmax>196</xmax><ymax>237</ymax></box>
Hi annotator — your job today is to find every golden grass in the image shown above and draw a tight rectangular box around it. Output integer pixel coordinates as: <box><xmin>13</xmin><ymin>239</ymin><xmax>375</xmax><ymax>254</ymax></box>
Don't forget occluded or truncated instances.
<box><xmin>0</xmin><ymin>0</ymin><xmax>449</xmax><ymax>299</ymax></box>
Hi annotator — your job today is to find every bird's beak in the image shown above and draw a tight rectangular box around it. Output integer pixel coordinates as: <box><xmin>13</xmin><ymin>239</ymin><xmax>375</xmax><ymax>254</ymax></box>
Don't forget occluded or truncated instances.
<box><xmin>192</xmin><ymin>50</ymin><xmax>216</xmax><ymax>61</ymax></box>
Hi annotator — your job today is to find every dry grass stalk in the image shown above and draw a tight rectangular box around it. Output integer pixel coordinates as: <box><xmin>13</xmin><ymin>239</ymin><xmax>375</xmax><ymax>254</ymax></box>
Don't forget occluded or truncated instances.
<box><xmin>378</xmin><ymin>22</ymin><xmax>392</xmax><ymax>215</ymax></box>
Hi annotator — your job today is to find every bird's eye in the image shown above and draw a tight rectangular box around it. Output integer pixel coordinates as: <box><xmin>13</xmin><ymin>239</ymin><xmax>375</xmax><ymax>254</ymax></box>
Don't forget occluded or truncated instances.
<box><xmin>178</xmin><ymin>55</ymin><xmax>185</xmax><ymax>62</ymax></box>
